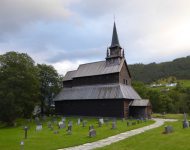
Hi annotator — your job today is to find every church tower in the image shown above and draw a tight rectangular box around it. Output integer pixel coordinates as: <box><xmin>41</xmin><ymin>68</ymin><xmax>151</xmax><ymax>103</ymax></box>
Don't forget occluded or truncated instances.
<box><xmin>106</xmin><ymin>22</ymin><xmax>124</xmax><ymax>67</ymax></box>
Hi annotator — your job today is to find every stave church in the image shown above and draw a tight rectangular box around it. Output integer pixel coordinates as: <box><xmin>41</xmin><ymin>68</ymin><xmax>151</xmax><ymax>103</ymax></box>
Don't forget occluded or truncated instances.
<box><xmin>54</xmin><ymin>22</ymin><xmax>152</xmax><ymax>119</ymax></box>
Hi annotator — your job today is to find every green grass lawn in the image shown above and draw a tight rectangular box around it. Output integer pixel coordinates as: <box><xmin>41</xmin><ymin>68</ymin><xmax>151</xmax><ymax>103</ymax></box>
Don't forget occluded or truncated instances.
<box><xmin>152</xmin><ymin>113</ymin><xmax>190</xmax><ymax>120</ymax></box>
<box><xmin>96</xmin><ymin>120</ymin><xmax>190</xmax><ymax>150</ymax></box>
<box><xmin>0</xmin><ymin>117</ymin><xmax>155</xmax><ymax>150</ymax></box>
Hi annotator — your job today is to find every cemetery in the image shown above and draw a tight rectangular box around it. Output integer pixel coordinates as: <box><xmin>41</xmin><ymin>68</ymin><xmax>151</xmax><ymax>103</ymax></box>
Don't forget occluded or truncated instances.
<box><xmin>0</xmin><ymin>116</ymin><xmax>154</xmax><ymax>150</ymax></box>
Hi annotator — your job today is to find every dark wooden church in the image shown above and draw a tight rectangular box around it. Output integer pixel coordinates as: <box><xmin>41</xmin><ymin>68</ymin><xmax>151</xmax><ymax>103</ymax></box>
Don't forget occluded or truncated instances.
<box><xmin>54</xmin><ymin>22</ymin><xmax>152</xmax><ymax>119</ymax></box>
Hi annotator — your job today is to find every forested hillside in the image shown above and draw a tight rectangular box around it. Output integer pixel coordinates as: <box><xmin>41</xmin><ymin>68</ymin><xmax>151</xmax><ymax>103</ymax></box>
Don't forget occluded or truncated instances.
<box><xmin>128</xmin><ymin>56</ymin><xmax>190</xmax><ymax>84</ymax></box>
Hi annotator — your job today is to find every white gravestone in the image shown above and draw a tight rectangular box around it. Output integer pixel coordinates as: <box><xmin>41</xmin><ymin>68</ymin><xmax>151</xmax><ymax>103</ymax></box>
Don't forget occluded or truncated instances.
<box><xmin>36</xmin><ymin>125</ymin><xmax>42</xmax><ymax>131</ymax></box>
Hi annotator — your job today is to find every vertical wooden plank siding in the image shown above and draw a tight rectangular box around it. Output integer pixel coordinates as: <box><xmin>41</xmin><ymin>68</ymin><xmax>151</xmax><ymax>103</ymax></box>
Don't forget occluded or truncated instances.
<box><xmin>124</xmin><ymin>100</ymin><xmax>132</xmax><ymax>118</ymax></box>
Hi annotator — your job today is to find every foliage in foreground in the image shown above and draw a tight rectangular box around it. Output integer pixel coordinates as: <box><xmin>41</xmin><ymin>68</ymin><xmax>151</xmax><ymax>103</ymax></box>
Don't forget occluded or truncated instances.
<box><xmin>0</xmin><ymin>117</ymin><xmax>154</xmax><ymax>150</ymax></box>
<box><xmin>0</xmin><ymin>52</ymin><xmax>40</xmax><ymax>125</ymax></box>
<box><xmin>96</xmin><ymin>120</ymin><xmax>189</xmax><ymax>150</ymax></box>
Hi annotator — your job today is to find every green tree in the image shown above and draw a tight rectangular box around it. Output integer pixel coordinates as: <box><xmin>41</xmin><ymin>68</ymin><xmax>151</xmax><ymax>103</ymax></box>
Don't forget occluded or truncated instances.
<box><xmin>0</xmin><ymin>52</ymin><xmax>39</xmax><ymax>125</ymax></box>
<box><xmin>37</xmin><ymin>64</ymin><xmax>63</xmax><ymax>116</ymax></box>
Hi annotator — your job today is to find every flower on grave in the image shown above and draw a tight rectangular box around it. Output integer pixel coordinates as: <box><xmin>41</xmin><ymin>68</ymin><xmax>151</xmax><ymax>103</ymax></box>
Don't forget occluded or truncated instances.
<box><xmin>57</xmin><ymin>124</ymin><xmax>59</xmax><ymax>126</ymax></box>
<box><xmin>162</xmin><ymin>131</ymin><xmax>166</xmax><ymax>134</ymax></box>
<box><xmin>96</xmin><ymin>122</ymin><xmax>99</xmax><ymax>124</ymax></box>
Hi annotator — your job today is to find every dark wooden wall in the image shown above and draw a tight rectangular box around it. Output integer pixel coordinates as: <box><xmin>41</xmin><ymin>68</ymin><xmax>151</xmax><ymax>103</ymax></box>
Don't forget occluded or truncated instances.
<box><xmin>55</xmin><ymin>99</ymin><xmax>124</xmax><ymax>118</ymax></box>
<box><xmin>124</xmin><ymin>100</ymin><xmax>133</xmax><ymax>118</ymax></box>
<box><xmin>129</xmin><ymin>106</ymin><xmax>146</xmax><ymax>118</ymax></box>
<box><xmin>119</xmin><ymin>63</ymin><xmax>131</xmax><ymax>85</ymax></box>
<box><xmin>63</xmin><ymin>80</ymin><xmax>72</xmax><ymax>87</ymax></box>
<box><xmin>64</xmin><ymin>73</ymin><xmax>119</xmax><ymax>87</ymax></box>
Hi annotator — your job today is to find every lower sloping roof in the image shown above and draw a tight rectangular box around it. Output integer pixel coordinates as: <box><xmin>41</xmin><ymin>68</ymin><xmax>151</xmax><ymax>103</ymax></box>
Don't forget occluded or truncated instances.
<box><xmin>130</xmin><ymin>99</ymin><xmax>151</xmax><ymax>106</ymax></box>
<box><xmin>54</xmin><ymin>84</ymin><xmax>141</xmax><ymax>101</ymax></box>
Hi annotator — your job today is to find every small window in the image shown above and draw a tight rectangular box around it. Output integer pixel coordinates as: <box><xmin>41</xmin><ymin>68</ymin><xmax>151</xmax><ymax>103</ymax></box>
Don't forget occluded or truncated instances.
<box><xmin>126</xmin><ymin>79</ymin><xmax>127</xmax><ymax>85</ymax></box>
<box><xmin>123</xmin><ymin>79</ymin><xmax>125</xmax><ymax>84</ymax></box>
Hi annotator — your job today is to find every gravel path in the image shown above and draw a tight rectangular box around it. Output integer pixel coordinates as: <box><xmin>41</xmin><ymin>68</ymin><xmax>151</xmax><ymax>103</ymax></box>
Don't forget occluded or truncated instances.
<box><xmin>57</xmin><ymin>118</ymin><xmax>178</xmax><ymax>150</ymax></box>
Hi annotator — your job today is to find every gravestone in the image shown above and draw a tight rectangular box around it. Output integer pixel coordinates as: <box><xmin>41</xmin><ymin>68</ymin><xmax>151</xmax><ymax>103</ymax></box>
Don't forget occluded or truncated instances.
<box><xmin>48</xmin><ymin>124</ymin><xmax>51</xmax><ymax>128</ymax></box>
<box><xmin>36</xmin><ymin>125</ymin><xmax>42</xmax><ymax>131</ymax></box>
<box><xmin>67</xmin><ymin>130</ymin><xmax>71</xmax><ymax>135</ymax></box>
<box><xmin>132</xmin><ymin>122</ymin><xmax>136</xmax><ymax>125</ymax></box>
<box><xmin>122</xmin><ymin>118</ymin><xmax>125</xmax><ymax>122</ymax></box>
<box><xmin>150</xmin><ymin>115</ymin><xmax>152</xmax><ymax>119</ymax></box>
<box><xmin>68</xmin><ymin>120</ymin><xmax>71</xmax><ymax>124</ymax></box>
<box><xmin>40</xmin><ymin>116</ymin><xmax>43</xmax><ymax>122</ymax></box>
<box><xmin>80</xmin><ymin>119</ymin><xmax>83</xmax><ymax>122</ymax></box>
<box><xmin>89</xmin><ymin>125</ymin><xmax>94</xmax><ymax>130</ymax></box>
<box><xmin>141</xmin><ymin>117</ymin><xmax>143</xmax><ymax>123</ymax></box>
<box><xmin>162</xmin><ymin>112</ymin><xmax>166</xmax><ymax>115</ymax></box>
<box><xmin>113</xmin><ymin>118</ymin><xmax>117</xmax><ymax>124</ymax></box>
<box><xmin>27</xmin><ymin>119</ymin><xmax>30</xmax><ymax>122</ymax></box>
<box><xmin>104</xmin><ymin>119</ymin><xmax>108</xmax><ymax>122</ymax></box>
<box><xmin>43</xmin><ymin>117</ymin><xmax>46</xmax><ymax>122</ymax></box>
<box><xmin>130</xmin><ymin>116</ymin><xmax>132</xmax><ymax>121</ymax></box>
<box><xmin>31</xmin><ymin>119</ymin><xmax>33</xmax><ymax>123</ymax></box>
<box><xmin>127</xmin><ymin>121</ymin><xmax>130</xmax><ymax>127</ymax></box>
<box><xmin>77</xmin><ymin>118</ymin><xmax>80</xmax><ymax>125</ymax></box>
<box><xmin>99</xmin><ymin>118</ymin><xmax>104</xmax><ymax>124</ymax></box>
<box><xmin>21</xmin><ymin>123</ymin><xmax>25</xmax><ymax>126</ymax></box>
<box><xmin>60</xmin><ymin>123</ymin><xmax>66</xmax><ymax>129</ymax></box>
<box><xmin>111</xmin><ymin>122</ymin><xmax>116</xmax><ymax>129</ymax></box>
<box><xmin>53</xmin><ymin>118</ymin><xmax>57</xmax><ymax>121</ymax></box>
<box><xmin>59</xmin><ymin>121</ymin><xmax>63</xmax><ymax>126</ymax></box>
<box><xmin>69</xmin><ymin>121</ymin><xmax>73</xmax><ymax>126</ymax></box>
<box><xmin>145</xmin><ymin>118</ymin><xmax>148</xmax><ymax>122</ymax></box>
<box><xmin>89</xmin><ymin>129</ymin><xmax>96</xmax><ymax>137</ymax></box>
<box><xmin>36</xmin><ymin>121</ymin><xmax>41</xmax><ymax>126</ymax></box>
<box><xmin>49</xmin><ymin>119</ymin><xmax>53</xmax><ymax>121</ymax></box>
<box><xmin>23</xmin><ymin>126</ymin><xmax>28</xmax><ymax>138</ymax></box>
<box><xmin>82</xmin><ymin>121</ymin><xmax>86</xmax><ymax>127</ymax></box>
<box><xmin>54</xmin><ymin>120</ymin><xmax>57</xmax><ymax>124</ymax></box>
<box><xmin>61</xmin><ymin>117</ymin><xmax>66</xmax><ymax>122</ymax></box>
<box><xmin>165</xmin><ymin>125</ymin><xmax>174</xmax><ymax>134</ymax></box>
<box><xmin>36</xmin><ymin>118</ymin><xmax>40</xmax><ymax>123</ymax></box>
<box><xmin>50</xmin><ymin>126</ymin><xmax>54</xmax><ymax>130</ymax></box>
<box><xmin>47</xmin><ymin>122</ymin><xmax>51</xmax><ymax>125</ymax></box>
<box><xmin>68</xmin><ymin>125</ymin><xmax>72</xmax><ymax>131</ymax></box>
<box><xmin>137</xmin><ymin>119</ymin><xmax>139</xmax><ymax>124</ymax></box>
<box><xmin>183</xmin><ymin>113</ymin><xmax>189</xmax><ymax>128</ymax></box>
<box><xmin>106</xmin><ymin>122</ymin><xmax>109</xmax><ymax>126</ymax></box>
<box><xmin>54</xmin><ymin>130</ymin><xmax>59</xmax><ymax>134</ymax></box>
<box><xmin>14</xmin><ymin>123</ymin><xmax>17</xmax><ymax>127</ymax></box>
<box><xmin>98</xmin><ymin>122</ymin><xmax>102</xmax><ymax>127</ymax></box>
<box><xmin>84</xmin><ymin>120</ymin><xmax>87</xmax><ymax>124</ymax></box>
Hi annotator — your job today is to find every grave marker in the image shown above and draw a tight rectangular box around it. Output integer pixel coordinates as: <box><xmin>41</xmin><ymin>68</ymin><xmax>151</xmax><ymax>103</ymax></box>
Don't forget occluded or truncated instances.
<box><xmin>54</xmin><ymin>130</ymin><xmax>59</xmax><ymax>134</ymax></box>
<box><xmin>111</xmin><ymin>122</ymin><xmax>116</xmax><ymax>129</ymax></box>
<box><xmin>141</xmin><ymin>117</ymin><xmax>143</xmax><ymax>123</ymax></box>
<box><xmin>67</xmin><ymin>130</ymin><xmax>71</xmax><ymax>135</ymax></box>
<box><xmin>98</xmin><ymin>122</ymin><xmax>102</xmax><ymax>127</ymax></box>
<box><xmin>82</xmin><ymin>121</ymin><xmax>86</xmax><ymax>127</ymax></box>
<box><xmin>59</xmin><ymin>121</ymin><xmax>63</xmax><ymax>126</ymax></box>
<box><xmin>137</xmin><ymin>119</ymin><xmax>139</xmax><ymax>124</ymax></box>
<box><xmin>54</xmin><ymin>120</ymin><xmax>57</xmax><ymax>124</ymax></box>
<box><xmin>122</xmin><ymin>118</ymin><xmax>125</xmax><ymax>122</ymax></box>
<box><xmin>61</xmin><ymin>117</ymin><xmax>65</xmax><ymax>122</ymax></box>
<box><xmin>89</xmin><ymin>129</ymin><xmax>96</xmax><ymax>137</ymax></box>
<box><xmin>68</xmin><ymin>125</ymin><xmax>72</xmax><ymax>131</ymax></box>
<box><xmin>77</xmin><ymin>118</ymin><xmax>80</xmax><ymax>125</ymax></box>
<box><xmin>165</xmin><ymin>125</ymin><xmax>174</xmax><ymax>134</ymax></box>
<box><xmin>36</xmin><ymin>125</ymin><xmax>42</xmax><ymax>131</ymax></box>
<box><xmin>89</xmin><ymin>125</ymin><xmax>94</xmax><ymax>130</ymax></box>
<box><xmin>50</xmin><ymin>126</ymin><xmax>54</xmax><ymax>130</ymax></box>
<box><xmin>60</xmin><ymin>123</ymin><xmax>66</xmax><ymax>129</ymax></box>
<box><xmin>130</xmin><ymin>116</ymin><xmax>132</xmax><ymax>121</ymax></box>
<box><xmin>14</xmin><ymin>123</ymin><xmax>17</xmax><ymax>127</ymax></box>
<box><xmin>21</xmin><ymin>123</ymin><xmax>25</xmax><ymax>126</ymax></box>
<box><xmin>127</xmin><ymin>121</ymin><xmax>130</xmax><ymax>127</ymax></box>
<box><xmin>106</xmin><ymin>122</ymin><xmax>109</xmax><ymax>126</ymax></box>
<box><xmin>132</xmin><ymin>122</ymin><xmax>136</xmax><ymax>125</ymax></box>
<box><xmin>183</xmin><ymin>113</ymin><xmax>189</xmax><ymax>128</ymax></box>
<box><xmin>99</xmin><ymin>118</ymin><xmax>104</xmax><ymax>124</ymax></box>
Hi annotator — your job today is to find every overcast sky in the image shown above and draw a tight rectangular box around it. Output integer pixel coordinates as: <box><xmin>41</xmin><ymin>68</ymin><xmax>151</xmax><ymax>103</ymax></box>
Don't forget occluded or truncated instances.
<box><xmin>0</xmin><ymin>0</ymin><xmax>190</xmax><ymax>75</ymax></box>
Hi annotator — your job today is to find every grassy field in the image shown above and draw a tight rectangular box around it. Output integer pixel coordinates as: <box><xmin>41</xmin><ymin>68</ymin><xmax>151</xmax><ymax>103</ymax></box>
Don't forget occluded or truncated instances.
<box><xmin>96</xmin><ymin>120</ymin><xmax>190</xmax><ymax>150</ymax></box>
<box><xmin>152</xmin><ymin>113</ymin><xmax>190</xmax><ymax>120</ymax></box>
<box><xmin>0</xmin><ymin>117</ymin><xmax>155</xmax><ymax>150</ymax></box>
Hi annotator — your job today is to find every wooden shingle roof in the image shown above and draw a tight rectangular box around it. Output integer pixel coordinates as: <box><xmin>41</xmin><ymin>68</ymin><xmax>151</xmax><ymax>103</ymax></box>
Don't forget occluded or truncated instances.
<box><xmin>130</xmin><ymin>99</ymin><xmax>151</xmax><ymax>106</ymax></box>
<box><xmin>54</xmin><ymin>84</ymin><xmax>141</xmax><ymax>101</ymax></box>
<box><xmin>63</xmin><ymin>58</ymin><xmax>129</xmax><ymax>81</ymax></box>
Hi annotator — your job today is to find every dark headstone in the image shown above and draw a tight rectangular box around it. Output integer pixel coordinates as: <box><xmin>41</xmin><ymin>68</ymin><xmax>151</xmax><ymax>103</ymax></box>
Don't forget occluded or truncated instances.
<box><xmin>23</xmin><ymin>126</ymin><xmax>30</xmax><ymax>130</ymax></box>
<box><xmin>68</xmin><ymin>125</ymin><xmax>72</xmax><ymax>131</ymax></box>
<box><xmin>23</xmin><ymin>126</ymin><xmax>28</xmax><ymax>138</ymax></box>
<box><xmin>48</xmin><ymin>124</ymin><xmax>51</xmax><ymax>128</ymax></box>
<box><xmin>82</xmin><ymin>121</ymin><xmax>86</xmax><ymax>127</ymax></box>
<box><xmin>104</xmin><ymin>119</ymin><xmax>108</xmax><ymax>122</ymax></box>
<box><xmin>165</xmin><ymin>125</ymin><xmax>174</xmax><ymax>134</ymax></box>
<box><xmin>21</xmin><ymin>123</ymin><xmax>25</xmax><ymax>126</ymax></box>
<box><xmin>89</xmin><ymin>129</ymin><xmax>96</xmax><ymax>137</ymax></box>
<box><xmin>54</xmin><ymin>130</ymin><xmax>59</xmax><ymax>134</ymax></box>
<box><xmin>50</xmin><ymin>126</ymin><xmax>54</xmax><ymax>130</ymax></box>
<box><xmin>98</xmin><ymin>122</ymin><xmax>102</xmax><ymax>127</ymax></box>
<box><xmin>137</xmin><ymin>119</ymin><xmax>139</xmax><ymax>124</ymax></box>
<box><xmin>89</xmin><ymin>125</ymin><xmax>94</xmax><ymax>130</ymax></box>
<box><xmin>111</xmin><ymin>122</ymin><xmax>116</xmax><ymax>129</ymax></box>
<box><xmin>60</xmin><ymin>123</ymin><xmax>66</xmax><ymax>129</ymax></box>
<box><xmin>132</xmin><ymin>122</ymin><xmax>136</xmax><ymax>125</ymax></box>
<box><xmin>127</xmin><ymin>121</ymin><xmax>130</xmax><ymax>127</ymax></box>
<box><xmin>141</xmin><ymin>117</ymin><xmax>143</xmax><ymax>123</ymax></box>
<box><xmin>80</xmin><ymin>119</ymin><xmax>83</xmax><ymax>122</ymax></box>
<box><xmin>106</xmin><ymin>122</ymin><xmax>109</xmax><ymax>126</ymax></box>
<box><xmin>36</xmin><ymin>121</ymin><xmax>41</xmax><ymax>125</ymax></box>
<box><xmin>67</xmin><ymin>130</ymin><xmax>71</xmax><ymax>135</ymax></box>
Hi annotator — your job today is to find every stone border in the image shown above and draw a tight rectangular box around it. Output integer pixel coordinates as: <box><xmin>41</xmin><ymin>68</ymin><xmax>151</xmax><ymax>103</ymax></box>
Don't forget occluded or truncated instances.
<box><xmin>57</xmin><ymin>118</ymin><xmax>178</xmax><ymax>150</ymax></box>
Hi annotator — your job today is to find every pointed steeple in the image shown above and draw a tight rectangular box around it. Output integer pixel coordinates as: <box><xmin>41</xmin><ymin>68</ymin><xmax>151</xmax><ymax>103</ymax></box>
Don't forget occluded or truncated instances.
<box><xmin>109</xmin><ymin>22</ymin><xmax>122</xmax><ymax>49</ymax></box>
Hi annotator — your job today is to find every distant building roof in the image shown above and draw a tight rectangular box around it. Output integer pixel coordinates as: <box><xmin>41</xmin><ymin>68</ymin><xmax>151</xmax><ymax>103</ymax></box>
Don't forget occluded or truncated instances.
<box><xmin>63</xmin><ymin>58</ymin><xmax>129</xmax><ymax>81</ymax></box>
<box><xmin>130</xmin><ymin>99</ymin><xmax>151</xmax><ymax>106</ymax></box>
<box><xmin>54</xmin><ymin>84</ymin><xmax>141</xmax><ymax>101</ymax></box>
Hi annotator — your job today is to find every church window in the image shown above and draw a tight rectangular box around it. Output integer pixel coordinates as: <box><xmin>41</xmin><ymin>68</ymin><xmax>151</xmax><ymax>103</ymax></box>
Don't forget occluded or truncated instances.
<box><xmin>123</xmin><ymin>79</ymin><xmax>125</xmax><ymax>84</ymax></box>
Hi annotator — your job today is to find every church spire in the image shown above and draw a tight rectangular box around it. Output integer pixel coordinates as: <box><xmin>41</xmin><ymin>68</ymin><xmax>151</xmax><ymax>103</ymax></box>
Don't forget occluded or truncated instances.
<box><xmin>109</xmin><ymin>22</ymin><xmax>122</xmax><ymax>49</ymax></box>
